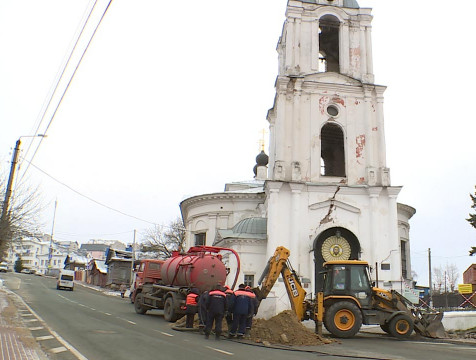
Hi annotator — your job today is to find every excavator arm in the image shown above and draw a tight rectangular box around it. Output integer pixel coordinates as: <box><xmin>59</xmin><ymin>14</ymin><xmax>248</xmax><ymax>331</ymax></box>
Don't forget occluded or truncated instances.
<box><xmin>254</xmin><ymin>246</ymin><xmax>308</xmax><ymax>321</ymax></box>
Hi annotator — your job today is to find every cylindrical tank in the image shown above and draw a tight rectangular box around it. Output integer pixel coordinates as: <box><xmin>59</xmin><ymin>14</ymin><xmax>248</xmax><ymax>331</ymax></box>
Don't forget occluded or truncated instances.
<box><xmin>161</xmin><ymin>253</ymin><xmax>227</xmax><ymax>292</ymax></box>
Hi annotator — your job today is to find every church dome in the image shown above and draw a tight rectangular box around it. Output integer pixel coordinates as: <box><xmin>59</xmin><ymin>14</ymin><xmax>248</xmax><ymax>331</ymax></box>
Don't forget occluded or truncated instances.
<box><xmin>232</xmin><ymin>217</ymin><xmax>267</xmax><ymax>235</ymax></box>
<box><xmin>256</xmin><ymin>150</ymin><xmax>269</xmax><ymax>166</ymax></box>
<box><xmin>344</xmin><ymin>0</ymin><xmax>359</xmax><ymax>8</ymax></box>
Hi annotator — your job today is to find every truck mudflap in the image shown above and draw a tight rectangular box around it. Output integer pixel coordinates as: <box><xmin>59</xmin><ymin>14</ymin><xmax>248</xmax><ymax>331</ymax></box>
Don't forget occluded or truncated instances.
<box><xmin>413</xmin><ymin>311</ymin><xmax>446</xmax><ymax>338</ymax></box>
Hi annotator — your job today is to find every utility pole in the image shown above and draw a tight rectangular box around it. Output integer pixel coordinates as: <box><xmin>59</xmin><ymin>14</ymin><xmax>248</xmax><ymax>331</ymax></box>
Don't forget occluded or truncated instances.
<box><xmin>130</xmin><ymin>229</ymin><xmax>136</xmax><ymax>287</ymax></box>
<box><xmin>444</xmin><ymin>270</ymin><xmax>448</xmax><ymax>308</ymax></box>
<box><xmin>428</xmin><ymin>248</ymin><xmax>433</xmax><ymax>307</ymax></box>
<box><xmin>1</xmin><ymin>139</ymin><xmax>21</xmax><ymax>224</ymax></box>
<box><xmin>47</xmin><ymin>200</ymin><xmax>58</xmax><ymax>274</ymax></box>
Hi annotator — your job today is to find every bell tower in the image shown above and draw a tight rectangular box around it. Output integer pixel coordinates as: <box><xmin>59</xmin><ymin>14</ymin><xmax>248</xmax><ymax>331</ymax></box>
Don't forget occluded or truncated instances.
<box><xmin>267</xmin><ymin>0</ymin><xmax>389</xmax><ymax>187</ymax></box>
<box><xmin>264</xmin><ymin>0</ymin><xmax>412</xmax><ymax>297</ymax></box>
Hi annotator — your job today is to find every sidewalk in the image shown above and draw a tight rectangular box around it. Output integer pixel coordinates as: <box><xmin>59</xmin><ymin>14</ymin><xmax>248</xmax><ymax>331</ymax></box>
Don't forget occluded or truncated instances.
<box><xmin>0</xmin><ymin>285</ymin><xmax>48</xmax><ymax>360</ymax></box>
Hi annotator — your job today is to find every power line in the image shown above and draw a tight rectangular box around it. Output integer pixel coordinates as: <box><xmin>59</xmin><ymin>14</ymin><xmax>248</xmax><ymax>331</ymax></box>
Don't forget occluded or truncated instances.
<box><xmin>19</xmin><ymin>0</ymin><xmax>113</xmax><ymax>182</ymax></box>
<box><xmin>21</xmin><ymin>0</ymin><xmax>99</xmax><ymax>168</ymax></box>
<box><xmin>55</xmin><ymin>230</ymin><xmax>135</xmax><ymax>237</ymax></box>
<box><xmin>22</xmin><ymin>157</ymin><xmax>158</xmax><ymax>226</ymax></box>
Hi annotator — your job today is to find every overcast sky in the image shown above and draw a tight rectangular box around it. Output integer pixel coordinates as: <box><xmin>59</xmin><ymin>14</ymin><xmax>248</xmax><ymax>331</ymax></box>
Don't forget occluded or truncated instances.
<box><xmin>1</xmin><ymin>0</ymin><xmax>475</xmax><ymax>286</ymax></box>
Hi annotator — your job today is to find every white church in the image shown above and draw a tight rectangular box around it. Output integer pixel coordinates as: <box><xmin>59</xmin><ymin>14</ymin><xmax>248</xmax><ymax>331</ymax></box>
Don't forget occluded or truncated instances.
<box><xmin>180</xmin><ymin>0</ymin><xmax>416</xmax><ymax>315</ymax></box>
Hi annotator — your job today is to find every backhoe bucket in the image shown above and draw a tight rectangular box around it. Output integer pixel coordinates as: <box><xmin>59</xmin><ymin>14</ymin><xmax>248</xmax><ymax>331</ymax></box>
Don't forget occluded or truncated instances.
<box><xmin>415</xmin><ymin>312</ymin><xmax>446</xmax><ymax>339</ymax></box>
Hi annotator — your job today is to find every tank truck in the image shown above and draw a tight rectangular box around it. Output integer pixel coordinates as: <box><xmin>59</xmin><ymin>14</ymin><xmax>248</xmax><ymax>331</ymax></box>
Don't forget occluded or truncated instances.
<box><xmin>133</xmin><ymin>246</ymin><xmax>240</xmax><ymax>322</ymax></box>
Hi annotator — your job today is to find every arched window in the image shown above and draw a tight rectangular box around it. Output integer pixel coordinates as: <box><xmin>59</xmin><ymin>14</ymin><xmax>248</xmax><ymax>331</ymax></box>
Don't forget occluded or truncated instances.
<box><xmin>318</xmin><ymin>51</ymin><xmax>327</xmax><ymax>72</ymax></box>
<box><xmin>321</xmin><ymin>123</ymin><xmax>345</xmax><ymax>177</ymax></box>
<box><xmin>319</xmin><ymin>15</ymin><xmax>340</xmax><ymax>73</ymax></box>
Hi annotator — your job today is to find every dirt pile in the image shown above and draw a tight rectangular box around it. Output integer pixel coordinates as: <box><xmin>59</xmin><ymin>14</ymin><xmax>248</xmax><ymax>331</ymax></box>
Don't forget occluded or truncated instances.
<box><xmin>174</xmin><ymin>310</ymin><xmax>332</xmax><ymax>346</ymax></box>
<box><xmin>250</xmin><ymin>310</ymin><xmax>331</xmax><ymax>346</ymax></box>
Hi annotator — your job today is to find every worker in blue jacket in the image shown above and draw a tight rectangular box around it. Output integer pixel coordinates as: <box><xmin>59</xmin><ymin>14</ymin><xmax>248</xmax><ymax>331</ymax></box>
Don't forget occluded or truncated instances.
<box><xmin>205</xmin><ymin>284</ymin><xmax>227</xmax><ymax>340</ymax></box>
<box><xmin>245</xmin><ymin>286</ymin><xmax>259</xmax><ymax>338</ymax></box>
<box><xmin>197</xmin><ymin>290</ymin><xmax>209</xmax><ymax>334</ymax></box>
<box><xmin>228</xmin><ymin>284</ymin><xmax>252</xmax><ymax>338</ymax></box>
<box><xmin>224</xmin><ymin>285</ymin><xmax>234</xmax><ymax>330</ymax></box>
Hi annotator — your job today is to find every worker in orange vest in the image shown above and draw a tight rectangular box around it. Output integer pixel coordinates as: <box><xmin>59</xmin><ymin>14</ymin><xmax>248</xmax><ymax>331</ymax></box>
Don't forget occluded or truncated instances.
<box><xmin>205</xmin><ymin>284</ymin><xmax>227</xmax><ymax>340</ymax></box>
<box><xmin>185</xmin><ymin>288</ymin><xmax>199</xmax><ymax>328</ymax></box>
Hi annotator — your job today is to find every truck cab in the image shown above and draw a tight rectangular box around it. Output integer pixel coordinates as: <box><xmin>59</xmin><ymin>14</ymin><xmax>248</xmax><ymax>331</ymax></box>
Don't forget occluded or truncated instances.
<box><xmin>322</xmin><ymin>261</ymin><xmax>373</xmax><ymax>308</ymax></box>
<box><xmin>131</xmin><ymin>259</ymin><xmax>164</xmax><ymax>302</ymax></box>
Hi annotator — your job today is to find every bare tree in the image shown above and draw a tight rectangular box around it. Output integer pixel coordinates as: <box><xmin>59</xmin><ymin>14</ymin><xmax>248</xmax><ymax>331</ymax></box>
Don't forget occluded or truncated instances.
<box><xmin>432</xmin><ymin>266</ymin><xmax>444</xmax><ymax>293</ymax></box>
<box><xmin>432</xmin><ymin>264</ymin><xmax>459</xmax><ymax>293</ymax></box>
<box><xmin>140</xmin><ymin>217</ymin><xmax>186</xmax><ymax>259</ymax></box>
<box><xmin>445</xmin><ymin>263</ymin><xmax>459</xmax><ymax>292</ymax></box>
<box><xmin>0</xmin><ymin>176</ymin><xmax>44</xmax><ymax>259</ymax></box>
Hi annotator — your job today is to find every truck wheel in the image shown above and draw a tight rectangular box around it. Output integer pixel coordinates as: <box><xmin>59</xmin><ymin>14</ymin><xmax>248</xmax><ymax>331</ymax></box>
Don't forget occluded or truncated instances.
<box><xmin>134</xmin><ymin>293</ymin><xmax>147</xmax><ymax>315</ymax></box>
<box><xmin>163</xmin><ymin>297</ymin><xmax>179</xmax><ymax>322</ymax></box>
<box><xmin>324</xmin><ymin>301</ymin><xmax>362</xmax><ymax>338</ymax></box>
<box><xmin>388</xmin><ymin>314</ymin><xmax>413</xmax><ymax>339</ymax></box>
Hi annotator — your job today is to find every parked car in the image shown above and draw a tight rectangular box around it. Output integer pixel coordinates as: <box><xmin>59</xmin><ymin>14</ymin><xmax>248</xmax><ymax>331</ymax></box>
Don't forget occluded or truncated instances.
<box><xmin>20</xmin><ymin>268</ymin><xmax>36</xmax><ymax>274</ymax></box>
<box><xmin>0</xmin><ymin>262</ymin><xmax>8</xmax><ymax>273</ymax></box>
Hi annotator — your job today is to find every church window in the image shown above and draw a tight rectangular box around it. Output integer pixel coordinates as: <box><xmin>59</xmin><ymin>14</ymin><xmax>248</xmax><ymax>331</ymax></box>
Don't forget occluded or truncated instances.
<box><xmin>194</xmin><ymin>232</ymin><xmax>206</xmax><ymax>246</ymax></box>
<box><xmin>320</xmin><ymin>123</ymin><xmax>346</xmax><ymax>177</ymax></box>
<box><xmin>326</xmin><ymin>104</ymin><xmax>339</xmax><ymax>117</ymax></box>
<box><xmin>319</xmin><ymin>15</ymin><xmax>340</xmax><ymax>73</ymax></box>
<box><xmin>401</xmin><ymin>240</ymin><xmax>408</xmax><ymax>279</ymax></box>
<box><xmin>244</xmin><ymin>274</ymin><xmax>254</xmax><ymax>287</ymax></box>
<box><xmin>319</xmin><ymin>51</ymin><xmax>327</xmax><ymax>72</ymax></box>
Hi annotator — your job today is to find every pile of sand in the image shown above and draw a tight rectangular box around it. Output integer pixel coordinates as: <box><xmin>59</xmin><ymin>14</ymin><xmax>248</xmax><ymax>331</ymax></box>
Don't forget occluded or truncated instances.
<box><xmin>174</xmin><ymin>310</ymin><xmax>331</xmax><ymax>346</ymax></box>
<box><xmin>250</xmin><ymin>310</ymin><xmax>331</xmax><ymax>346</ymax></box>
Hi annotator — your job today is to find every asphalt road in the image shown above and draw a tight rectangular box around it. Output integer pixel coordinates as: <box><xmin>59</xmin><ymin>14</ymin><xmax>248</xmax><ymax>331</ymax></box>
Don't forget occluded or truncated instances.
<box><xmin>2</xmin><ymin>273</ymin><xmax>475</xmax><ymax>360</ymax></box>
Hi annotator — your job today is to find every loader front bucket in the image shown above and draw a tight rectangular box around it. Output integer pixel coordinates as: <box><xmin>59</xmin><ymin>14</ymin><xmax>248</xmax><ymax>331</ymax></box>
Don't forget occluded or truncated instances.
<box><xmin>415</xmin><ymin>312</ymin><xmax>446</xmax><ymax>339</ymax></box>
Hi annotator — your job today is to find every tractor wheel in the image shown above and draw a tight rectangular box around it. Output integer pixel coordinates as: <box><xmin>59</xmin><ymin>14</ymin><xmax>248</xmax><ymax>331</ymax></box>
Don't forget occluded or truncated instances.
<box><xmin>163</xmin><ymin>297</ymin><xmax>180</xmax><ymax>322</ymax></box>
<box><xmin>380</xmin><ymin>322</ymin><xmax>390</xmax><ymax>334</ymax></box>
<box><xmin>134</xmin><ymin>293</ymin><xmax>148</xmax><ymax>315</ymax></box>
<box><xmin>388</xmin><ymin>314</ymin><xmax>414</xmax><ymax>339</ymax></box>
<box><xmin>324</xmin><ymin>301</ymin><xmax>362</xmax><ymax>338</ymax></box>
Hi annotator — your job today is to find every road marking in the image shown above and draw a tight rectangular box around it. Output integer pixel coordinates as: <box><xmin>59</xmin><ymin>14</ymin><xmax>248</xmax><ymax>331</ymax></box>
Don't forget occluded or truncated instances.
<box><xmin>20</xmin><ymin>313</ymin><xmax>34</xmax><ymax>317</ymax></box>
<box><xmin>50</xmin><ymin>346</ymin><xmax>68</xmax><ymax>354</ymax></box>
<box><xmin>116</xmin><ymin>316</ymin><xmax>136</xmax><ymax>325</ymax></box>
<box><xmin>104</xmin><ymin>312</ymin><xmax>111</xmax><ymax>316</ymax></box>
<box><xmin>36</xmin><ymin>335</ymin><xmax>55</xmax><ymax>341</ymax></box>
<box><xmin>89</xmin><ymin>308</ymin><xmax>96</xmax><ymax>311</ymax></box>
<box><xmin>29</xmin><ymin>326</ymin><xmax>44</xmax><ymax>331</ymax></box>
<box><xmin>205</xmin><ymin>346</ymin><xmax>234</xmax><ymax>356</ymax></box>
<box><xmin>5</xmin><ymin>289</ymin><xmax>89</xmax><ymax>360</ymax></box>
<box><xmin>410</xmin><ymin>342</ymin><xmax>454</xmax><ymax>346</ymax></box>
<box><xmin>23</xmin><ymin>319</ymin><xmax>39</xmax><ymax>322</ymax></box>
<box><xmin>159</xmin><ymin>331</ymin><xmax>173</xmax><ymax>337</ymax></box>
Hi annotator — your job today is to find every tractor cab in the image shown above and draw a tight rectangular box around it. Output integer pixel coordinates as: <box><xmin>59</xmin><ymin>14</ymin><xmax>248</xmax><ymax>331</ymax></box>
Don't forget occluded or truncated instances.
<box><xmin>323</xmin><ymin>261</ymin><xmax>373</xmax><ymax>308</ymax></box>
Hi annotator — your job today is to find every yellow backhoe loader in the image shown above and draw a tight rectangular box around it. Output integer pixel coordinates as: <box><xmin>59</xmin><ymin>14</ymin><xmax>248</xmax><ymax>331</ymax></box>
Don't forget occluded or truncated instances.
<box><xmin>254</xmin><ymin>246</ymin><xmax>446</xmax><ymax>339</ymax></box>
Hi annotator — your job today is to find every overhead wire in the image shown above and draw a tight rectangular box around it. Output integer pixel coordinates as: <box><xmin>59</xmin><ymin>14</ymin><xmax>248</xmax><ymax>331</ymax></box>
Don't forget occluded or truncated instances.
<box><xmin>55</xmin><ymin>230</ymin><xmax>135</xmax><ymax>237</ymax></box>
<box><xmin>21</xmin><ymin>156</ymin><xmax>158</xmax><ymax>226</ymax></box>
<box><xmin>20</xmin><ymin>0</ymin><xmax>98</xmax><ymax>171</ymax></box>
<box><xmin>18</xmin><ymin>0</ymin><xmax>113</xmax><ymax>183</ymax></box>
<box><xmin>23</xmin><ymin>158</ymin><xmax>189</xmax><ymax>234</ymax></box>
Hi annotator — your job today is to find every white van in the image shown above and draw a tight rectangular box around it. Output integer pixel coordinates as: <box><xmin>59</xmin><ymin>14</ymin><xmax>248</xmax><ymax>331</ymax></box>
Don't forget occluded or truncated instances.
<box><xmin>57</xmin><ymin>269</ymin><xmax>75</xmax><ymax>291</ymax></box>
